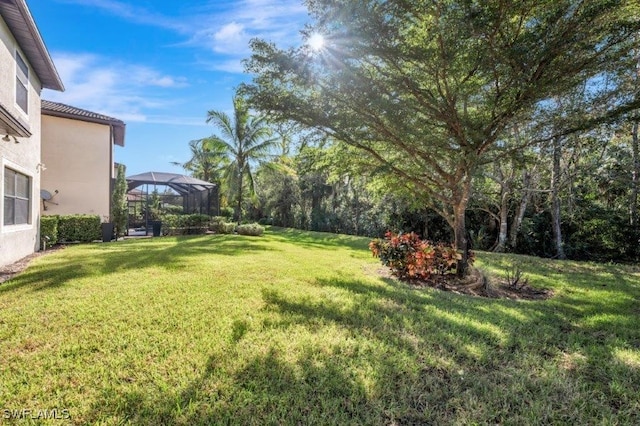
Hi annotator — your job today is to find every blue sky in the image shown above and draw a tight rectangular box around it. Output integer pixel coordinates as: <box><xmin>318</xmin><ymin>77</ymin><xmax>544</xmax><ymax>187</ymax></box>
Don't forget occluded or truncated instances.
<box><xmin>29</xmin><ymin>0</ymin><xmax>311</xmax><ymax>176</ymax></box>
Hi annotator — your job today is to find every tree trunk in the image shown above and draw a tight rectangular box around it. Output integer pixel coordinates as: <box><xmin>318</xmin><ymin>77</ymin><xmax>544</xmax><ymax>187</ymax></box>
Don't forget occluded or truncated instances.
<box><xmin>632</xmin><ymin>41</ymin><xmax>640</xmax><ymax>228</ymax></box>
<box><xmin>237</xmin><ymin>169</ymin><xmax>243</xmax><ymax>224</ymax></box>
<box><xmin>509</xmin><ymin>171</ymin><xmax>533</xmax><ymax>249</ymax></box>
<box><xmin>452</xmin><ymin>177</ymin><xmax>472</xmax><ymax>276</ymax></box>
<box><xmin>631</xmin><ymin>120</ymin><xmax>639</xmax><ymax>228</ymax></box>
<box><xmin>494</xmin><ymin>180</ymin><xmax>510</xmax><ymax>252</ymax></box>
<box><xmin>551</xmin><ymin>136</ymin><xmax>566</xmax><ymax>259</ymax></box>
<box><xmin>629</xmin><ymin>120</ymin><xmax>640</xmax><ymax>260</ymax></box>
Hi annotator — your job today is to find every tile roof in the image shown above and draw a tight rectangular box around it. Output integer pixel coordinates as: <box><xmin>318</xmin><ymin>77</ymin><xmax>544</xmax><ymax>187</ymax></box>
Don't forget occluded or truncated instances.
<box><xmin>41</xmin><ymin>100</ymin><xmax>123</xmax><ymax>124</ymax></box>
<box><xmin>41</xmin><ymin>100</ymin><xmax>125</xmax><ymax>146</ymax></box>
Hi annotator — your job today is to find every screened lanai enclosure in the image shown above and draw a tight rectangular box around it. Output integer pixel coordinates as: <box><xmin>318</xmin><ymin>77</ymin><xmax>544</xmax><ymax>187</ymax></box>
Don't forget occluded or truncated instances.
<box><xmin>126</xmin><ymin>172</ymin><xmax>218</xmax><ymax>234</ymax></box>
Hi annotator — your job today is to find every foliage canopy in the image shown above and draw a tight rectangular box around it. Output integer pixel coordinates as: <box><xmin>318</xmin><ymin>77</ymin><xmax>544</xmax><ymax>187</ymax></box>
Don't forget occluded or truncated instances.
<box><xmin>243</xmin><ymin>0</ymin><xmax>640</xmax><ymax>271</ymax></box>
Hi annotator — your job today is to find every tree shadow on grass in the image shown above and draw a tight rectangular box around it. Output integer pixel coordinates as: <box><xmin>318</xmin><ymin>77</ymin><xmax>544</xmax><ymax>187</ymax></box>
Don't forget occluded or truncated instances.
<box><xmin>256</xmin><ymin>275</ymin><xmax>640</xmax><ymax>423</ymax></box>
<box><xmin>79</xmin><ymin>268</ymin><xmax>640</xmax><ymax>424</ymax></box>
<box><xmin>0</xmin><ymin>235</ymin><xmax>274</xmax><ymax>295</ymax></box>
<box><xmin>87</xmin><ymin>345</ymin><xmax>383</xmax><ymax>425</ymax></box>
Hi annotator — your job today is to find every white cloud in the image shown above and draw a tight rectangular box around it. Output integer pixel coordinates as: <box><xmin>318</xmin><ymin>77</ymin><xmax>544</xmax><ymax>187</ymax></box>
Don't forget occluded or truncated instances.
<box><xmin>212</xmin><ymin>22</ymin><xmax>247</xmax><ymax>54</ymax></box>
<box><xmin>129</xmin><ymin>67</ymin><xmax>189</xmax><ymax>88</ymax></box>
<box><xmin>54</xmin><ymin>0</ymin><xmax>311</xmax><ymax>74</ymax></box>
<box><xmin>215</xmin><ymin>22</ymin><xmax>245</xmax><ymax>42</ymax></box>
<box><xmin>197</xmin><ymin>0</ymin><xmax>310</xmax><ymax>71</ymax></box>
<box><xmin>42</xmin><ymin>52</ymin><xmax>189</xmax><ymax>123</ymax></box>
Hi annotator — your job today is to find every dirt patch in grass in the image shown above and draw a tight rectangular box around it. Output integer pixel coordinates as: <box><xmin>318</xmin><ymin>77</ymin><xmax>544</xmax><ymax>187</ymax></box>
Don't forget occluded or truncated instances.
<box><xmin>0</xmin><ymin>246</ymin><xmax>65</xmax><ymax>285</ymax></box>
<box><xmin>372</xmin><ymin>265</ymin><xmax>553</xmax><ymax>300</ymax></box>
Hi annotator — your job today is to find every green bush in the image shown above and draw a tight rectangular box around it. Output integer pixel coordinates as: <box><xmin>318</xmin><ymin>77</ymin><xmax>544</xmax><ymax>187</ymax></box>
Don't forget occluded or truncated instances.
<box><xmin>184</xmin><ymin>214</ymin><xmax>210</xmax><ymax>228</ymax></box>
<box><xmin>160</xmin><ymin>214</ymin><xmax>181</xmax><ymax>230</ymax></box>
<box><xmin>223</xmin><ymin>223</ymin><xmax>237</xmax><ymax>234</ymax></box>
<box><xmin>160</xmin><ymin>214</ymin><xmax>238</xmax><ymax>235</ymax></box>
<box><xmin>210</xmin><ymin>217</ymin><xmax>232</xmax><ymax>234</ymax></box>
<box><xmin>40</xmin><ymin>215</ymin><xmax>59</xmax><ymax>248</ymax></box>
<box><xmin>162</xmin><ymin>204</ymin><xmax>183</xmax><ymax>215</ymax></box>
<box><xmin>58</xmin><ymin>215</ymin><xmax>101</xmax><ymax>243</ymax></box>
<box><xmin>161</xmin><ymin>214</ymin><xmax>214</xmax><ymax>235</ymax></box>
<box><xmin>160</xmin><ymin>214</ymin><xmax>181</xmax><ymax>235</ymax></box>
<box><xmin>237</xmin><ymin>223</ymin><xmax>264</xmax><ymax>236</ymax></box>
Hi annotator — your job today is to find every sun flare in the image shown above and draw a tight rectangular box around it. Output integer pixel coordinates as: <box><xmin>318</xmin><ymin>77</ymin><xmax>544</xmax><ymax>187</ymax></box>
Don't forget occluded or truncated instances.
<box><xmin>308</xmin><ymin>33</ymin><xmax>325</xmax><ymax>51</ymax></box>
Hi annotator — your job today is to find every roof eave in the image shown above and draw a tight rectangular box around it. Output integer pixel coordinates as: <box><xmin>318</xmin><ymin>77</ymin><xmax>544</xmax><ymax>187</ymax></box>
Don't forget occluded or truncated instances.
<box><xmin>0</xmin><ymin>0</ymin><xmax>64</xmax><ymax>91</ymax></box>
<box><xmin>0</xmin><ymin>101</ymin><xmax>31</xmax><ymax>137</ymax></box>
<box><xmin>41</xmin><ymin>107</ymin><xmax>126</xmax><ymax>147</ymax></box>
<box><xmin>112</xmin><ymin>122</ymin><xmax>125</xmax><ymax>147</ymax></box>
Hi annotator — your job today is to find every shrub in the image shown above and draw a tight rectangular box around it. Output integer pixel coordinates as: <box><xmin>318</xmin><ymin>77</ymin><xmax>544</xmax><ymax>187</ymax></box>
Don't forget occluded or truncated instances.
<box><xmin>184</xmin><ymin>214</ymin><xmax>210</xmax><ymax>228</ymax></box>
<box><xmin>369</xmin><ymin>231</ymin><xmax>472</xmax><ymax>280</ymax></box>
<box><xmin>223</xmin><ymin>222</ymin><xmax>237</xmax><ymax>234</ymax></box>
<box><xmin>237</xmin><ymin>223</ymin><xmax>263</xmax><ymax>236</ymax></box>
<box><xmin>209</xmin><ymin>217</ymin><xmax>236</xmax><ymax>234</ymax></box>
<box><xmin>58</xmin><ymin>215</ymin><xmax>101</xmax><ymax>243</ymax></box>
<box><xmin>160</xmin><ymin>214</ymin><xmax>182</xmax><ymax>235</ymax></box>
<box><xmin>40</xmin><ymin>215</ymin><xmax>59</xmax><ymax>248</ymax></box>
<box><xmin>160</xmin><ymin>214</ymin><xmax>212</xmax><ymax>235</ymax></box>
<box><xmin>162</xmin><ymin>204</ymin><xmax>183</xmax><ymax>215</ymax></box>
<box><xmin>161</xmin><ymin>214</ymin><xmax>181</xmax><ymax>229</ymax></box>
<box><xmin>209</xmin><ymin>216</ymin><xmax>226</xmax><ymax>233</ymax></box>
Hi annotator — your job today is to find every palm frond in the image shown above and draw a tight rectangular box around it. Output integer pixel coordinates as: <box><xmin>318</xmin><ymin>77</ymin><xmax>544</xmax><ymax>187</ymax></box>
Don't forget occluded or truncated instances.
<box><xmin>206</xmin><ymin>111</ymin><xmax>235</xmax><ymax>142</ymax></box>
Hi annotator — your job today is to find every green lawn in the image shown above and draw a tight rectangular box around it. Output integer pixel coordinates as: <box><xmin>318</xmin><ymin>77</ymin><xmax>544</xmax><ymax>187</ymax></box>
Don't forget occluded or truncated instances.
<box><xmin>1</xmin><ymin>228</ymin><xmax>639</xmax><ymax>424</ymax></box>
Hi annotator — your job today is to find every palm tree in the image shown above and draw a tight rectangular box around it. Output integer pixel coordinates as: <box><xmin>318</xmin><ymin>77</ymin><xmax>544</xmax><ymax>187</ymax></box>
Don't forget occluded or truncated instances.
<box><xmin>172</xmin><ymin>137</ymin><xmax>228</xmax><ymax>183</ymax></box>
<box><xmin>206</xmin><ymin>95</ymin><xmax>275</xmax><ymax>223</ymax></box>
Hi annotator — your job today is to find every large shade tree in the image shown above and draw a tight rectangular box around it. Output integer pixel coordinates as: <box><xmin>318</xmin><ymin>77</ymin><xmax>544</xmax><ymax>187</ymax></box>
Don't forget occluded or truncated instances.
<box><xmin>243</xmin><ymin>0</ymin><xmax>640</xmax><ymax>272</ymax></box>
<box><xmin>206</xmin><ymin>95</ymin><xmax>275</xmax><ymax>223</ymax></box>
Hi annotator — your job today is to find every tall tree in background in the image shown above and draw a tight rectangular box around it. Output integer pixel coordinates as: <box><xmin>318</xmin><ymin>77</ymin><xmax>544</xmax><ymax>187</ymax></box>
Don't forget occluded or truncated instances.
<box><xmin>629</xmin><ymin>40</ymin><xmax>640</xmax><ymax>247</ymax></box>
<box><xmin>111</xmin><ymin>164</ymin><xmax>128</xmax><ymax>240</ymax></box>
<box><xmin>206</xmin><ymin>95</ymin><xmax>275</xmax><ymax>223</ymax></box>
<box><xmin>244</xmin><ymin>0</ymin><xmax>640</xmax><ymax>273</ymax></box>
<box><xmin>171</xmin><ymin>138</ymin><xmax>228</xmax><ymax>183</ymax></box>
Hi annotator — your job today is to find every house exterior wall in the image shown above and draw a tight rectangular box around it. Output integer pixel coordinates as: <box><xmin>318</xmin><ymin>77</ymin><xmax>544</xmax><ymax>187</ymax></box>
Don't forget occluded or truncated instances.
<box><xmin>0</xmin><ymin>15</ymin><xmax>43</xmax><ymax>267</ymax></box>
<box><xmin>41</xmin><ymin>115</ymin><xmax>112</xmax><ymax>220</ymax></box>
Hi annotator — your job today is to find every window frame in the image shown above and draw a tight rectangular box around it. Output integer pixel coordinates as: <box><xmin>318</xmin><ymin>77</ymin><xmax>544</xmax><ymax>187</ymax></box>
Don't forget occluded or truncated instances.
<box><xmin>3</xmin><ymin>167</ymin><xmax>32</xmax><ymax>227</ymax></box>
<box><xmin>15</xmin><ymin>50</ymin><xmax>29</xmax><ymax>115</ymax></box>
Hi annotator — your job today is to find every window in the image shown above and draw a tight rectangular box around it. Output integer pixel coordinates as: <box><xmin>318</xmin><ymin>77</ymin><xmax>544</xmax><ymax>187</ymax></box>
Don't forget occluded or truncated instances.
<box><xmin>4</xmin><ymin>168</ymin><xmax>31</xmax><ymax>226</ymax></box>
<box><xmin>16</xmin><ymin>52</ymin><xmax>28</xmax><ymax>114</ymax></box>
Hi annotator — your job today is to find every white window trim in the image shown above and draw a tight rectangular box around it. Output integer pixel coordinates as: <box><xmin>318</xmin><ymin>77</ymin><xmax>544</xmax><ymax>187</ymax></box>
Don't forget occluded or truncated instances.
<box><xmin>2</xmin><ymin>158</ymin><xmax>34</xmax><ymax>233</ymax></box>
<box><xmin>14</xmin><ymin>49</ymin><xmax>29</xmax><ymax>118</ymax></box>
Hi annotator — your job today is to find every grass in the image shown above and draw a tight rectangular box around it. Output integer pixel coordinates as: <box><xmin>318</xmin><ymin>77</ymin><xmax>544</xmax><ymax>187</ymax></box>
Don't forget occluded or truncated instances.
<box><xmin>1</xmin><ymin>227</ymin><xmax>639</xmax><ymax>424</ymax></box>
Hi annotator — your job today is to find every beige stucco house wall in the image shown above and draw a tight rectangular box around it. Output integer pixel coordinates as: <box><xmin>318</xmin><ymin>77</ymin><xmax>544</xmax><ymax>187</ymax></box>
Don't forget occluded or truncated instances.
<box><xmin>41</xmin><ymin>101</ymin><xmax>125</xmax><ymax>220</ymax></box>
<box><xmin>0</xmin><ymin>0</ymin><xmax>63</xmax><ymax>267</ymax></box>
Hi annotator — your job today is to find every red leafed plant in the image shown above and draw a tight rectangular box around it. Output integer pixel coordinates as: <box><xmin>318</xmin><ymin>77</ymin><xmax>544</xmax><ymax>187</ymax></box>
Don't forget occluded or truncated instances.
<box><xmin>369</xmin><ymin>231</ymin><xmax>472</xmax><ymax>280</ymax></box>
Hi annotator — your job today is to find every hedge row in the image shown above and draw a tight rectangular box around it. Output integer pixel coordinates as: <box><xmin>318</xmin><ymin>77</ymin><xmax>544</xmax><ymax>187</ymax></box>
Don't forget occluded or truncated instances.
<box><xmin>40</xmin><ymin>215</ymin><xmax>59</xmax><ymax>248</ymax></box>
<box><xmin>40</xmin><ymin>214</ymin><xmax>101</xmax><ymax>248</ymax></box>
<box><xmin>39</xmin><ymin>214</ymin><xmax>266</xmax><ymax>248</ymax></box>
<box><xmin>161</xmin><ymin>215</ymin><xmax>263</xmax><ymax>236</ymax></box>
